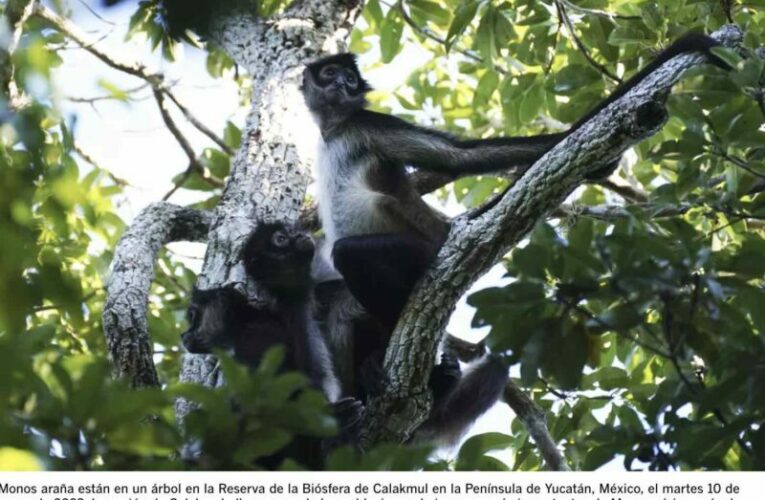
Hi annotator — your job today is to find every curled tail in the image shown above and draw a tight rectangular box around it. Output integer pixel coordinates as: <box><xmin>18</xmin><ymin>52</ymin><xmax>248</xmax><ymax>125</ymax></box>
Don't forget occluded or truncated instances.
<box><xmin>416</xmin><ymin>354</ymin><xmax>508</xmax><ymax>446</ymax></box>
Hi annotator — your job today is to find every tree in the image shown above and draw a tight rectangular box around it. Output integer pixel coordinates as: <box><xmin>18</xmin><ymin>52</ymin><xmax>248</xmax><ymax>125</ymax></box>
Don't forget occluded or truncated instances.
<box><xmin>0</xmin><ymin>0</ymin><xmax>763</xmax><ymax>471</ymax></box>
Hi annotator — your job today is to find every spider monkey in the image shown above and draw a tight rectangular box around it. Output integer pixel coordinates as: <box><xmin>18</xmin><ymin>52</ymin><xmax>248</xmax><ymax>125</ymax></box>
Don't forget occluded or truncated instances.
<box><xmin>302</xmin><ymin>35</ymin><xmax>729</xmax><ymax>330</ymax></box>
<box><xmin>182</xmin><ymin>222</ymin><xmax>362</xmax><ymax>468</ymax></box>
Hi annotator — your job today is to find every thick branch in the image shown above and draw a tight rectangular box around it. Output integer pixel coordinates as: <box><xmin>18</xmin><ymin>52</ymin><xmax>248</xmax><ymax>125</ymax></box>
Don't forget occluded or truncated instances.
<box><xmin>362</xmin><ymin>25</ymin><xmax>743</xmax><ymax>446</ymax></box>
<box><xmin>103</xmin><ymin>203</ymin><xmax>211</xmax><ymax>387</ymax></box>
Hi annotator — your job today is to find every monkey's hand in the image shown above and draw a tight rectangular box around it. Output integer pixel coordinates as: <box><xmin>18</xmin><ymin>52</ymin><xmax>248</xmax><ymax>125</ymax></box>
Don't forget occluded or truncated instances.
<box><xmin>326</xmin><ymin>397</ymin><xmax>365</xmax><ymax>450</ymax></box>
<box><xmin>429</xmin><ymin>352</ymin><xmax>461</xmax><ymax>403</ymax></box>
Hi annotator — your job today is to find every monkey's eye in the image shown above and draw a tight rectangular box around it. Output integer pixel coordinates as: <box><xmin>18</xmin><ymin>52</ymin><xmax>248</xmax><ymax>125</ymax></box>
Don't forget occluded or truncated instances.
<box><xmin>320</xmin><ymin>65</ymin><xmax>338</xmax><ymax>82</ymax></box>
<box><xmin>345</xmin><ymin>70</ymin><xmax>358</xmax><ymax>89</ymax></box>
<box><xmin>272</xmin><ymin>231</ymin><xmax>289</xmax><ymax>248</ymax></box>
<box><xmin>187</xmin><ymin>307</ymin><xmax>197</xmax><ymax>324</ymax></box>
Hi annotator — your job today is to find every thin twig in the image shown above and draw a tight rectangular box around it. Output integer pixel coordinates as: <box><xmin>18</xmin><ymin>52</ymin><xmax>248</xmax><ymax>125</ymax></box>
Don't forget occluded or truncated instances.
<box><xmin>153</xmin><ymin>89</ymin><xmax>224</xmax><ymax>200</ymax></box>
<box><xmin>597</xmin><ymin>179</ymin><xmax>649</xmax><ymax>203</ymax></box>
<box><xmin>163</xmin><ymin>90</ymin><xmax>235</xmax><ymax>155</ymax></box>
<box><xmin>720</xmin><ymin>0</ymin><xmax>734</xmax><ymax>23</ymax></box>
<box><xmin>34</xmin><ymin>5</ymin><xmax>232</xmax><ymax>157</ymax></box>
<box><xmin>73</xmin><ymin>143</ymin><xmax>131</xmax><ymax>187</ymax></box>
<box><xmin>571</xmin><ymin>303</ymin><xmax>672</xmax><ymax>357</ymax></box>
<box><xmin>554</xmin><ymin>0</ymin><xmax>622</xmax><ymax>84</ymax></box>
<box><xmin>559</xmin><ymin>0</ymin><xmax>641</xmax><ymax>21</ymax></box>
<box><xmin>34</xmin><ymin>290</ymin><xmax>99</xmax><ymax>312</ymax></box>
<box><xmin>714</xmin><ymin>149</ymin><xmax>765</xmax><ymax>181</ymax></box>
<box><xmin>66</xmin><ymin>82</ymin><xmax>151</xmax><ymax>103</ymax></box>
<box><xmin>391</xmin><ymin>0</ymin><xmax>523</xmax><ymax>75</ymax></box>
<box><xmin>76</xmin><ymin>0</ymin><xmax>117</xmax><ymax>26</ymax></box>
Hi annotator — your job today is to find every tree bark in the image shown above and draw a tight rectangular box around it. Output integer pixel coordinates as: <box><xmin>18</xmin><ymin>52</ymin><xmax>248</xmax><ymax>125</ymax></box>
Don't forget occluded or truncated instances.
<box><xmin>103</xmin><ymin>203</ymin><xmax>211</xmax><ymax>386</ymax></box>
<box><xmin>177</xmin><ymin>0</ymin><xmax>362</xmax><ymax>411</ymax></box>
<box><xmin>1</xmin><ymin>0</ymin><xmax>35</xmax><ymax>107</ymax></box>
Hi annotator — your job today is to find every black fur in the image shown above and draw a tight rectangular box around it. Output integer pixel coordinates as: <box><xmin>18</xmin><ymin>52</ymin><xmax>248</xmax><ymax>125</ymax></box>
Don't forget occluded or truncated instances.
<box><xmin>314</xmin><ymin>275</ymin><xmax>510</xmax><ymax>446</ymax></box>
<box><xmin>417</xmin><ymin>353</ymin><xmax>508</xmax><ymax>445</ymax></box>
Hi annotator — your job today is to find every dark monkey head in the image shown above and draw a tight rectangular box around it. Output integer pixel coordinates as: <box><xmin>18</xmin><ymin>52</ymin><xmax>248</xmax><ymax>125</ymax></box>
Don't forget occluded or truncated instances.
<box><xmin>302</xmin><ymin>53</ymin><xmax>371</xmax><ymax>115</ymax></box>
<box><xmin>242</xmin><ymin>222</ymin><xmax>316</xmax><ymax>300</ymax></box>
<box><xmin>182</xmin><ymin>287</ymin><xmax>251</xmax><ymax>354</ymax></box>
<box><xmin>182</xmin><ymin>223</ymin><xmax>316</xmax><ymax>355</ymax></box>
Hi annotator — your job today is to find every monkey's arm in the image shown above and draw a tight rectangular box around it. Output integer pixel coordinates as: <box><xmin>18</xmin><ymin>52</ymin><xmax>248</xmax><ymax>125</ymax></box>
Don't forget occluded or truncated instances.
<box><xmin>360</xmin><ymin>110</ymin><xmax>564</xmax><ymax>175</ymax></box>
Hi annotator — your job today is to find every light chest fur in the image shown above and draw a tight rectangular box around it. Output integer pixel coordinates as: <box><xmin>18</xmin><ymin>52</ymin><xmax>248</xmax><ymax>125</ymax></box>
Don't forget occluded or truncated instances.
<box><xmin>314</xmin><ymin>136</ymin><xmax>396</xmax><ymax>247</ymax></box>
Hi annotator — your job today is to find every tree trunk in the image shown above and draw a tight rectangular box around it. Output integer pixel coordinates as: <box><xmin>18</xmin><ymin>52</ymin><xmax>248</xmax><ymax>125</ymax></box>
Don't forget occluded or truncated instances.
<box><xmin>175</xmin><ymin>0</ymin><xmax>362</xmax><ymax>414</ymax></box>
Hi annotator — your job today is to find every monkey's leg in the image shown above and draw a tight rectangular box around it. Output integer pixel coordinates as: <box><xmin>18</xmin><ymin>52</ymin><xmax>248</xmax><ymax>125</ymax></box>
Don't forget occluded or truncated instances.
<box><xmin>332</xmin><ymin>233</ymin><xmax>433</xmax><ymax>328</ymax></box>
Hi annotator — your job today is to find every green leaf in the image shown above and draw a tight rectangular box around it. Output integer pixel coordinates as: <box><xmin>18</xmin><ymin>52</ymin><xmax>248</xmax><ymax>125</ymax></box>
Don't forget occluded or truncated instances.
<box><xmin>455</xmin><ymin>432</ymin><xmax>513</xmax><ymax>470</ymax></box>
<box><xmin>446</xmin><ymin>0</ymin><xmax>479</xmax><ymax>49</ymax></box>
<box><xmin>380</xmin><ymin>9</ymin><xmax>405</xmax><ymax>63</ymax></box>
<box><xmin>409</xmin><ymin>0</ymin><xmax>451</xmax><ymax>28</ymax></box>
<box><xmin>474</xmin><ymin>70</ymin><xmax>499</xmax><ymax>108</ymax></box>
<box><xmin>475</xmin><ymin>6</ymin><xmax>498</xmax><ymax>64</ymax></box>
<box><xmin>223</xmin><ymin>121</ymin><xmax>242</xmax><ymax>149</ymax></box>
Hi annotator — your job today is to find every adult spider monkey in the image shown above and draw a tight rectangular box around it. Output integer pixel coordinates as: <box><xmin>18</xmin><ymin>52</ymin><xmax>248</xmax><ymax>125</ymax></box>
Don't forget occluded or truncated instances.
<box><xmin>302</xmin><ymin>35</ymin><xmax>729</xmax><ymax>330</ymax></box>
<box><xmin>182</xmin><ymin>222</ymin><xmax>362</xmax><ymax>467</ymax></box>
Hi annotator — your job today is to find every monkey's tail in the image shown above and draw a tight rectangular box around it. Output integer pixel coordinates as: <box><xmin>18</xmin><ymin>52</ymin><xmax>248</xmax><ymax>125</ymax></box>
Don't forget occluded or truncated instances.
<box><xmin>570</xmin><ymin>32</ymin><xmax>730</xmax><ymax>134</ymax></box>
<box><xmin>415</xmin><ymin>354</ymin><xmax>508</xmax><ymax>446</ymax></box>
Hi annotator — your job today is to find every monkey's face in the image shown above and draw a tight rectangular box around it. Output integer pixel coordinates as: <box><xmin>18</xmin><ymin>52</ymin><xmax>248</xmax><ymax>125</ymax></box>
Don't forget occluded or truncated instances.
<box><xmin>302</xmin><ymin>53</ymin><xmax>370</xmax><ymax>113</ymax></box>
<box><xmin>181</xmin><ymin>288</ymin><xmax>244</xmax><ymax>354</ymax></box>
<box><xmin>243</xmin><ymin>223</ymin><xmax>315</xmax><ymax>296</ymax></box>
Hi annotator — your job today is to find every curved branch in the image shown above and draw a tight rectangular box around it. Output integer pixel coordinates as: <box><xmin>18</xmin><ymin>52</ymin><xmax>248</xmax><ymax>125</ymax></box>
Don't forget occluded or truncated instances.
<box><xmin>103</xmin><ymin>203</ymin><xmax>212</xmax><ymax>387</ymax></box>
<box><xmin>361</xmin><ymin>24</ymin><xmax>743</xmax><ymax>446</ymax></box>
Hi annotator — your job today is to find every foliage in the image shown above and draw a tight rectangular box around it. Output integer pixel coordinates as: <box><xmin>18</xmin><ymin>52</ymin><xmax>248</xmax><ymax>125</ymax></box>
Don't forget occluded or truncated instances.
<box><xmin>1</xmin><ymin>0</ymin><xmax>763</xmax><ymax>471</ymax></box>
